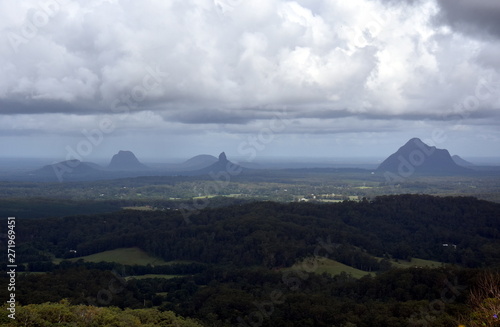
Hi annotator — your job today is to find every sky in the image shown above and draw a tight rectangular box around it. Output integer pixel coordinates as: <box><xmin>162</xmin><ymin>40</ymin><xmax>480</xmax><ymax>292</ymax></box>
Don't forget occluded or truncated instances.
<box><xmin>0</xmin><ymin>0</ymin><xmax>499</xmax><ymax>162</ymax></box>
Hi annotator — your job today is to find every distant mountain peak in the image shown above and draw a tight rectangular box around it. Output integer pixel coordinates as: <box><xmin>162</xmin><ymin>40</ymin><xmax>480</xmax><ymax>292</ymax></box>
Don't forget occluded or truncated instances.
<box><xmin>218</xmin><ymin>152</ymin><xmax>228</xmax><ymax>162</ymax></box>
<box><xmin>405</xmin><ymin>138</ymin><xmax>435</xmax><ymax>151</ymax></box>
<box><xmin>377</xmin><ymin>138</ymin><xmax>470</xmax><ymax>175</ymax></box>
<box><xmin>108</xmin><ymin>150</ymin><xmax>148</xmax><ymax>171</ymax></box>
<box><xmin>183</xmin><ymin>151</ymin><xmax>244</xmax><ymax>176</ymax></box>
<box><xmin>64</xmin><ymin>159</ymin><xmax>81</xmax><ymax>166</ymax></box>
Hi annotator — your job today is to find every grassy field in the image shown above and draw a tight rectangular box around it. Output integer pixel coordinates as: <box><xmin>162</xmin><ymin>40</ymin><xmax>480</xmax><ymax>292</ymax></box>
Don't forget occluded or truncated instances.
<box><xmin>65</xmin><ymin>247</ymin><xmax>170</xmax><ymax>266</ymax></box>
<box><xmin>389</xmin><ymin>257</ymin><xmax>444</xmax><ymax>268</ymax></box>
<box><xmin>122</xmin><ymin>206</ymin><xmax>156</xmax><ymax>211</ymax></box>
<box><xmin>125</xmin><ymin>274</ymin><xmax>184</xmax><ymax>280</ymax></box>
<box><xmin>290</xmin><ymin>256</ymin><xmax>445</xmax><ymax>279</ymax></box>
<box><xmin>192</xmin><ymin>195</ymin><xmax>218</xmax><ymax>199</ymax></box>
<box><xmin>291</xmin><ymin>257</ymin><xmax>374</xmax><ymax>279</ymax></box>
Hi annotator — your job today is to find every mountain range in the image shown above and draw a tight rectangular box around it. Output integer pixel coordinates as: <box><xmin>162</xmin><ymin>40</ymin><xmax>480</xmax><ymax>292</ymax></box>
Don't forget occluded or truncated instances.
<box><xmin>3</xmin><ymin>138</ymin><xmax>496</xmax><ymax>182</ymax></box>
<box><xmin>25</xmin><ymin>150</ymin><xmax>244</xmax><ymax>182</ymax></box>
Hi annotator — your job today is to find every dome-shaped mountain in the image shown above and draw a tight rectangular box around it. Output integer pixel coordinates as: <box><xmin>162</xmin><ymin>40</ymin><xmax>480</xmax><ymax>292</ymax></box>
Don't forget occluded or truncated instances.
<box><xmin>377</xmin><ymin>138</ymin><xmax>471</xmax><ymax>175</ymax></box>
<box><xmin>182</xmin><ymin>154</ymin><xmax>218</xmax><ymax>170</ymax></box>
<box><xmin>108</xmin><ymin>151</ymin><xmax>148</xmax><ymax>171</ymax></box>
<box><xmin>37</xmin><ymin>160</ymin><xmax>103</xmax><ymax>174</ymax></box>
<box><xmin>31</xmin><ymin>160</ymin><xmax>104</xmax><ymax>182</ymax></box>
<box><xmin>185</xmin><ymin>152</ymin><xmax>244</xmax><ymax>176</ymax></box>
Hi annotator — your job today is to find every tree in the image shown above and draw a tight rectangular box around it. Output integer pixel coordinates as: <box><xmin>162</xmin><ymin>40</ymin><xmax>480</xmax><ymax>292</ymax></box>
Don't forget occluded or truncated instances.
<box><xmin>460</xmin><ymin>271</ymin><xmax>500</xmax><ymax>327</ymax></box>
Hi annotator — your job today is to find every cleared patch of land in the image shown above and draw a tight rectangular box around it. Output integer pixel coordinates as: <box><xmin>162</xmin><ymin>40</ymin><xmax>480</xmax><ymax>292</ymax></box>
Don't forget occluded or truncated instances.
<box><xmin>122</xmin><ymin>206</ymin><xmax>157</xmax><ymax>211</ymax></box>
<box><xmin>125</xmin><ymin>274</ymin><xmax>184</xmax><ymax>280</ymax></box>
<box><xmin>291</xmin><ymin>257</ymin><xmax>374</xmax><ymax>279</ymax></box>
<box><xmin>291</xmin><ymin>256</ymin><xmax>446</xmax><ymax>279</ymax></box>
<box><xmin>65</xmin><ymin>247</ymin><xmax>170</xmax><ymax>266</ymax></box>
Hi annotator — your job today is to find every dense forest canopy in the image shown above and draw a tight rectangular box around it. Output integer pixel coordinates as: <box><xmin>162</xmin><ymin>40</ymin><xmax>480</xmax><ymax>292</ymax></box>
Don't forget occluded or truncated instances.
<box><xmin>1</xmin><ymin>194</ymin><xmax>499</xmax><ymax>326</ymax></box>
<box><xmin>5</xmin><ymin>194</ymin><xmax>499</xmax><ymax>269</ymax></box>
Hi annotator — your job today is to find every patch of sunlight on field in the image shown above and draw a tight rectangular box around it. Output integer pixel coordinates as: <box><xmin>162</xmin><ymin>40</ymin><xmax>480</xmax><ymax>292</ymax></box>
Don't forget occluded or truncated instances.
<box><xmin>122</xmin><ymin>206</ymin><xmax>156</xmax><ymax>211</ymax></box>
<box><xmin>62</xmin><ymin>247</ymin><xmax>172</xmax><ymax>266</ymax></box>
<box><xmin>125</xmin><ymin>274</ymin><xmax>184</xmax><ymax>280</ymax></box>
<box><xmin>193</xmin><ymin>195</ymin><xmax>218</xmax><ymax>199</ymax></box>
<box><xmin>291</xmin><ymin>257</ymin><xmax>374</xmax><ymax>279</ymax></box>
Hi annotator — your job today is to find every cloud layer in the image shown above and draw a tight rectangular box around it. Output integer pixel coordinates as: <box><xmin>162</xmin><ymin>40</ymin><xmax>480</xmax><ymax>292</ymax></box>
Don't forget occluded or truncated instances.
<box><xmin>1</xmin><ymin>0</ymin><xmax>499</xmax><ymax>158</ymax></box>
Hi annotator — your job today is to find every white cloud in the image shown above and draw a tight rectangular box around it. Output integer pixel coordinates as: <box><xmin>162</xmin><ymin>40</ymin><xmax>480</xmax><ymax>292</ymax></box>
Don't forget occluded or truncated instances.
<box><xmin>0</xmin><ymin>0</ymin><xmax>499</xmax><ymax>157</ymax></box>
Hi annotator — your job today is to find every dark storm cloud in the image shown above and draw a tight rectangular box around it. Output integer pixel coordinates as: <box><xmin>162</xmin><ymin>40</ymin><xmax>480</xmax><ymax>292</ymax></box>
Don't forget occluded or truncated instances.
<box><xmin>294</xmin><ymin>108</ymin><xmax>451</xmax><ymax>121</ymax></box>
<box><xmin>435</xmin><ymin>0</ymin><xmax>500</xmax><ymax>39</ymax></box>
<box><xmin>0</xmin><ymin>98</ymin><xmax>102</xmax><ymax>115</ymax></box>
<box><xmin>166</xmin><ymin>108</ymin><xmax>257</xmax><ymax>125</ymax></box>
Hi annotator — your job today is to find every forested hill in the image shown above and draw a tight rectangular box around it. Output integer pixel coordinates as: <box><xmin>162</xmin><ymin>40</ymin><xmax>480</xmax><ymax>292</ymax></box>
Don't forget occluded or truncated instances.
<box><xmin>8</xmin><ymin>194</ymin><xmax>500</xmax><ymax>269</ymax></box>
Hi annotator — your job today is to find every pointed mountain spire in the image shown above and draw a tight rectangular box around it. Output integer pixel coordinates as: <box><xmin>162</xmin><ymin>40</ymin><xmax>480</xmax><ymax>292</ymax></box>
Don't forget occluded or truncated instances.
<box><xmin>218</xmin><ymin>152</ymin><xmax>228</xmax><ymax>162</ymax></box>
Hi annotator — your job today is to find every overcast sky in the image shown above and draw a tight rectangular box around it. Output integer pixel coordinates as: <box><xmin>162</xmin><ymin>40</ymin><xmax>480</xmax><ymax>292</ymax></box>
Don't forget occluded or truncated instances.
<box><xmin>1</xmin><ymin>0</ymin><xmax>499</xmax><ymax>162</ymax></box>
